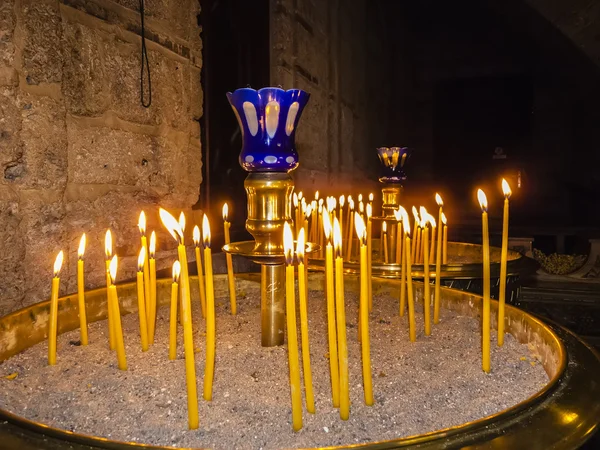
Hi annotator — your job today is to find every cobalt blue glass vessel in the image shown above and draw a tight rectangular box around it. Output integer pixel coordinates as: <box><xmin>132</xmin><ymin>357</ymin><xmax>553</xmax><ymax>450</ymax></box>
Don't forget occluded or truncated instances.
<box><xmin>377</xmin><ymin>147</ymin><xmax>411</xmax><ymax>183</ymax></box>
<box><xmin>226</xmin><ymin>87</ymin><xmax>310</xmax><ymax>172</ymax></box>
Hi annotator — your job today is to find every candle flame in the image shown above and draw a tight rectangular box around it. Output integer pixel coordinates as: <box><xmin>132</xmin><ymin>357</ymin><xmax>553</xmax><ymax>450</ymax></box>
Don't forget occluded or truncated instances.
<box><xmin>293</xmin><ymin>193</ymin><xmax>298</xmax><ymax>208</ymax></box>
<box><xmin>369</xmin><ymin>193</ymin><xmax>374</xmax><ymax>202</ymax></box>
<box><xmin>366</xmin><ymin>203</ymin><xmax>372</xmax><ymax>219</ymax></box>
<box><xmin>159</xmin><ymin>208</ymin><xmax>183</xmax><ymax>243</ymax></box>
<box><xmin>78</xmin><ymin>233</ymin><xmax>86</xmax><ymax>259</ymax></box>
<box><xmin>323</xmin><ymin>209</ymin><xmax>332</xmax><ymax>240</ymax></box>
<box><xmin>349</xmin><ymin>198</ymin><xmax>355</xmax><ymax>210</ymax></box>
<box><xmin>179</xmin><ymin>212</ymin><xmax>186</xmax><ymax>233</ymax></box>
<box><xmin>222</xmin><ymin>203</ymin><xmax>229</xmax><ymax>221</ymax></box>
<box><xmin>354</xmin><ymin>212</ymin><xmax>366</xmax><ymax>245</ymax></box>
<box><xmin>477</xmin><ymin>189</ymin><xmax>488</xmax><ymax>212</ymax></box>
<box><xmin>104</xmin><ymin>230</ymin><xmax>113</xmax><ymax>259</ymax></box>
<box><xmin>502</xmin><ymin>178</ymin><xmax>512</xmax><ymax>198</ymax></box>
<box><xmin>296</xmin><ymin>228</ymin><xmax>305</xmax><ymax>264</ymax></box>
<box><xmin>359</xmin><ymin>201</ymin><xmax>364</xmax><ymax>213</ymax></box>
<box><xmin>283</xmin><ymin>222</ymin><xmax>294</xmax><ymax>265</ymax></box>
<box><xmin>339</xmin><ymin>195</ymin><xmax>345</xmax><ymax>207</ymax></box>
<box><xmin>420</xmin><ymin>206</ymin><xmax>428</xmax><ymax>227</ymax></box>
<box><xmin>305</xmin><ymin>204</ymin><xmax>312</xmax><ymax>218</ymax></box>
<box><xmin>138</xmin><ymin>211</ymin><xmax>146</xmax><ymax>236</ymax></box>
<box><xmin>358</xmin><ymin>193</ymin><xmax>363</xmax><ymax>202</ymax></box>
<box><xmin>318</xmin><ymin>198</ymin><xmax>324</xmax><ymax>207</ymax></box>
<box><xmin>149</xmin><ymin>231</ymin><xmax>156</xmax><ymax>258</ymax></box>
<box><xmin>402</xmin><ymin>210</ymin><xmax>411</xmax><ymax>235</ymax></box>
<box><xmin>429</xmin><ymin>214</ymin><xmax>437</xmax><ymax>228</ymax></box>
<box><xmin>202</xmin><ymin>215</ymin><xmax>211</xmax><ymax>248</ymax></box>
<box><xmin>137</xmin><ymin>246</ymin><xmax>146</xmax><ymax>272</ymax></box>
<box><xmin>315</xmin><ymin>190</ymin><xmax>319</xmax><ymax>200</ymax></box>
<box><xmin>442</xmin><ymin>212</ymin><xmax>447</xmax><ymax>225</ymax></box>
<box><xmin>383</xmin><ymin>221</ymin><xmax>387</xmax><ymax>232</ymax></box>
<box><xmin>412</xmin><ymin>206</ymin><xmax>419</xmax><ymax>223</ymax></box>
<box><xmin>435</xmin><ymin>193</ymin><xmax>443</xmax><ymax>207</ymax></box>
<box><xmin>393</xmin><ymin>209</ymin><xmax>402</xmax><ymax>221</ymax></box>
<box><xmin>318</xmin><ymin>204</ymin><xmax>323</xmax><ymax>214</ymax></box>
<box><xmin>193</xmin><ymin>225</ymin><xmax>200</xmax><ymax>247</ymax></box>
<box><xmin>298</xmin><ymin>191</ymin><xmax>303</xmax><ymax>200</ymax></box>
<box><xmin>109</xmin><ymin>255</ymin><xmax>118</xmax><ymax>284</ymax></box>
<box><xmin>53</xmin><ymin>250</ymin><xmax>64</xmax><ymax>277</ymax></box>
<box><xmin>172</xmin><ymin>260</ymin><xmax>181</xmax><ymax>283</ymax></box>
<box><xmin>333</xmin><ymin>217</ymin><xmax>342</xmax><ymax>257</ymax></box>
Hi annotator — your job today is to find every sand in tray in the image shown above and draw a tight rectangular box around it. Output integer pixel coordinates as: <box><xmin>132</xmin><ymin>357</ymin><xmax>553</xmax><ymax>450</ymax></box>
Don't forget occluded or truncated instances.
<box><xmin>0</xmin><ymin>286</ymin><xmax>548</xmax><ymax>449</ymax></box>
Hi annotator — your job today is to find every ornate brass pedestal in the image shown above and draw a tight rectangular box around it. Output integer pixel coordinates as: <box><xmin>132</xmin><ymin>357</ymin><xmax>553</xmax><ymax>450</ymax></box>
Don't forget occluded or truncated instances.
<box><xmin>380</xmin><ymin>183</ymin><xmax>403</xmax><ymax>262</ymax></box>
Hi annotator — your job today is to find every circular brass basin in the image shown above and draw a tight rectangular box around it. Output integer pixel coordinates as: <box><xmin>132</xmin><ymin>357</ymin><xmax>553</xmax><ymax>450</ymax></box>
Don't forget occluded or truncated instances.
<box><xmin>0</xmin><ymin>274</ymin><xmax>598</xmax><ymax>449</ymax></box>
<box><xmin>223</xmin><ymin>240</ymin><xmax>320</xmax><ymax>265</ymax></box>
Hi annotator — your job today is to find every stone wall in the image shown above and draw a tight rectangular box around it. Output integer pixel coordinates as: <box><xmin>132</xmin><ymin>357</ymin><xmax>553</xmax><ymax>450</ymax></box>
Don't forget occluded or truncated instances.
<box><xmin>270</xmin><ymin>0</ymin><xmax>389</xmax><ymax>195</ymax></box>
<box><xmin>0</xmin><ymin>0</ymin><xmax>202</xmax><ymax>314</ymax></box>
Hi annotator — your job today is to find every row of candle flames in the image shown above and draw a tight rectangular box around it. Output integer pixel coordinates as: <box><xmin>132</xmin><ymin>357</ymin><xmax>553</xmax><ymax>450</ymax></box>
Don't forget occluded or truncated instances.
<box><xmin>44</xmin><ymin>180</ymin><xmax>512</xmax><ymax>432</ymax></box>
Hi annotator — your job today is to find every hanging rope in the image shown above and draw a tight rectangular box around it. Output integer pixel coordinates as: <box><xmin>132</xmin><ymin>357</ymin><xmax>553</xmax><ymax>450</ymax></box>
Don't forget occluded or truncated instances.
<box><xmin>139</xmin><ymin>0</ymin><xmax>152</xmax><ymax>108</ymax></box>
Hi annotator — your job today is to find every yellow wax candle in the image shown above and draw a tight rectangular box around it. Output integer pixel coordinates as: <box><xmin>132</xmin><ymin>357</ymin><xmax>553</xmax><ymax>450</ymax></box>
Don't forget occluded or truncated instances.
<box><xmin>366</xmin><ymin>204</ymin><xmax>373</xmax><ymax>312</ymax></box>
<box><xmin>148</xmin><ymin>231</ymin><xmax>157</xmax><ymax>344</ymax></box>
<box><xmin>223</xmin><ymin>203</ymin><xmax>237</xmax><ymax>315</ymax></box>
<box><xmin>346</xmin><ymin>201</ymin><xmax>354</xmax><ymax>261</ymax></box>
<box><xmin>498</xmin><ymin>180</ymin><xmax>511</xmax><ymax>346</ymax></box>
<box><xmin>442</xmin><ymin>214</ymin><xmax>448</xmax><ymax>264</ymax></box>
<box><xmin>422</xmin><ymin>216</ymin><xmax>431</xmax><ymax>336</ymax></box>
<box><xmin>382</xmin><ymin>221</ymin><xmax>388</xmax><ymax>263</ymax></box>
<box><xmin>435</xmin><ymin>194</ymin><xmax>444</xmax><ymax>263</ymax></box>
<box><xmin>283</xmin><ymin>223</ymin><xmax>303</xmax><ymax>431</ymax></box>
<box><xmin>104</xmin><ymin>230</ymin><xmax>115</xmax><ymax>351</ymax></box>
<box><xmin>169</xmin><ymin>261</ymin><xmax>181</xmax><ymax>360</ymax></box>
<box><xmin>138</xmin><ymin>212</ymin><xmax>151</xmax><ymax>335</ymax></box>
<box><xmin>322</xmin><ymin>214</ymin><xmax>339</xmax><ymax>407</ymax></box>
<box><xmin>293</xmin><ymin>192</ymin><xmax>300</xmax><ymax>234</ymax></box>
<box><xmin>333</xmin><ymin>218</ymin><xmax>350</xmax><ymax>420</ymax></box>
<box><xmin>395</xmin><ymin>222</ymin><xmax>402</xmax><ymax>264</ymax></box>
<box><xmin>478</xmin><ymin>189</ymin><xmax>491</xmax><ymax>373</ymax></box>
<box><xmin>401</xmin><ymin>210</ymin><xmax>416</xmax><ymax>342</ymax></box>
<box><xmin>338</xmin><ymin>195</ymin><xmax>345</xmax><ymax>254</ymax></box>
<box><xmin>193</xmin><ymin>226</ymin><xmax>207</xmax><ymax>318</ymax></box>
<box><xmin>203</xmin><ymin>214</ymin><xmax>216</xmax><ymax>401</ymax></box>
<box><xmin>434</xmin><ymin>218</ymin><xmax>443</xmax><ymax>325</ymax></box>
<box><xmin>77</xmin><ymin>234</ymin><xmax>88</xmax><ymax>346</ymax></box>
<box><xmin>416</xmin><ymin>226</ymin><xmax>423</xmax><ymax>264</ymax></box>
<box><xmin>159</xmin><ymin>208</ymin><xmax>198</xmax><ymax>429</ymax></box>
<box><xmin>411</xmin><ymin>206</ymin><xmax>419</xmax><ymax>258</ymax></box>
<box><xmin>296</xmin><ymin>229</ymin><xmax>315</xmax><ymax>414</ymax></box>
<box><xmin>311</xmin><ymin>200</ymin><xmax>317</xmax><ymax>243</ymax></box>
<box><xmin>429</xmin><ymin>223</ymin><xmax>436</xmax><ymax>262</ymax></box>
<box><xmin>136</xmin><ymin>247</ymin><xmax>149</xmax><ymax>352</ymax></box>
<box><xmin>355</xmin><ymin>215</ymin><xmax>374</xmax><ymax>406</ymax></box>
<box><xmin>108</xmin><ymin>256</ymin><xmax>127</xmax><ymax>371</ymax></box>
<box><xmin>48</xmin><ymin>251</ymin><xmax>63</xmax><ymax>365</ymax></box>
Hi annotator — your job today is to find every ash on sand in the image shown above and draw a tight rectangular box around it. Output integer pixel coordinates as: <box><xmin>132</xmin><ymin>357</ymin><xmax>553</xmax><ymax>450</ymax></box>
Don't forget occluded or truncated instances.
<box><xmin>0</xmin><ymin>286</ymin><xmax>548</xmax><ymax>449</ymax></box>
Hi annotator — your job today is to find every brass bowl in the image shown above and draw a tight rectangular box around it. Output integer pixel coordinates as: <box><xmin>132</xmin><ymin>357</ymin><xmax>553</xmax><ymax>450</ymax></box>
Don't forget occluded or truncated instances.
<box><xmin>223</xmin><ymin>240</ymin><xmax>320</xmax><ymax>265</ymax></box>
<box><xmin>0</xmin><ymin>274</ymin><xmax>598</xmax><ymax>449</ymax></box>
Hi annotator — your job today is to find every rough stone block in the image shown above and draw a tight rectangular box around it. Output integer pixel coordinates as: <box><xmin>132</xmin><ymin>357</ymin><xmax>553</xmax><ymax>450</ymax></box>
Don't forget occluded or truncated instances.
<box><xmin>21</xmin><ymin>0</ymin><xmax>63</xmax><ymax>85</ymax></box>
<box><xmin>189</xmin><ymin>65</ymin><xmax>202</xmax><ymax>121</ymax></box>
<box><xmin>17</xmin><ymin>92</ymin><xmax>68</xmax><ymax>189</ymax></box>
<box><xmin>112</xmin><ymin>0</ymin><xmax>192</xmax><ymax>41</ymax></box>
<box><xmin>296</xmin><ymin>24</ymin><xmax>328</xmax><ymax>86</ymax></box>
<box><xmin>271</xmin><ymin>12</ymin><xmax>294</xmax><ymax>64</ymax></box>
<box><xmin>272</xmin><ymin>65</ymin><xmax>294</xmax><ymax>90</ymax></box>
<box><xmin>61</xmin><ymin>19</ymin><xmax>108</xmax><ymax>116</ymax></box>
<box><xmin>0</xmin><ymin>0</ymin><xmax>16</xmax><ymax>70</ymax></box>
<box><xmin>0</xmin><ymin>87</ymin><xmax>22</xmax><ymax>176</ymax></box>
<box><xmin>0</xmin><ymin>186</ymin><xmax>24</xmax><ymax>315</ymax></box>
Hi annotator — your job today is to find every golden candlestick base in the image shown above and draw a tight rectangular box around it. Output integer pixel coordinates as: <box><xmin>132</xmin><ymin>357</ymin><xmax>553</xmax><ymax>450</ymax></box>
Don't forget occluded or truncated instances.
<box><xmin>379</xmin><ymin>183</ymin><xmax>403</xmax><ymax>262</ymax></box>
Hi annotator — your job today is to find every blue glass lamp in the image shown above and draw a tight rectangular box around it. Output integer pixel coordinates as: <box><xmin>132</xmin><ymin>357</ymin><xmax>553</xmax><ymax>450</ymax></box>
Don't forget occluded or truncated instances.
<box><xmin>226</xmin><ymin>87</ymin><xmax>310</xmax><ymax>172</ymax></box>
<box><xmin>377</xmin><ymin>147</ymin><xmax>411</xmax><ymax>183</ymax></box>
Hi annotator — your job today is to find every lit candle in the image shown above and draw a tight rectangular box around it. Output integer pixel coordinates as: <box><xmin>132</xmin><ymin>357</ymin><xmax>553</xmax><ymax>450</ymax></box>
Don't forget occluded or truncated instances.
<box><xmin>429</xmin><ymin>211</ymin><xmax>437</xmax><ymax>261</ymax></box>
<box><xmin>202</xmin><ymin>214</ymin><xmax>216</xmax><ymax>401</ymax></box>
<box><xmin>311</xmin><ymin>200</ymin><xmax>317</xmax><ymax>243</ymax></box>
<box><xmin>138</xmin><ymin>212</ymin><xmax>151</xmax><ymax>338</ymax></box>
<box><xmin>104</xmin><ymin>230</ymin><xmax>116</xmax><ymax>350</ymax></box>
<box><xmin>394</xmin><ymin>210</ymin><xmax>403</xmax><ymax>264</ymax></box>
<box><xmin>382</xmin><ymin>221</ymin><xmax>389</xmax><ymax>263</ymax></box>
<box><xmin>296</xmin><ymin>228</ymin><xmax>315</xmax><ymax>413</ymax></box>
<box><xmin>346</xmin><ymin>199</ymin><xmax>355</xmax><ymax>261</ymax></box>
<box><xmin>416</xmin><ymin>210</ymin><xmax>424</xmax><ymax>264</ymax></box>
<box><xmin>345</xmin><ymin>195</ymin><xmax>353</xmax><ymax>250</ymax></box>
<box><xmin>420</xmin><ymin>208</ymin><xmax>431</xmax><ymax>336</ymax></box>
<box><xmin>293</xmin><ymin>192</ymin><xmax>299</xmax><ymax>234</ymax></box>
<box><xmin>434</xmin><ymin>217</ymin><xmax>443</xmax><ymax>326</ymax></box>
<box><xmin>425</xmin><ymin>213</ymin><xmax>436</xmax><ymax>336</ymax></box>
<box><xmin>397</xmin><ymin>207</ymin><xmax>407</xmax><ymax>316</ymax></box>
<box><xmin>148</xmin><ymin>231</ymin><xmax>157</xmax><ymax>344</ymax></box>
<box><xmin>108</xmin><ymin>255</ymin><xmax>127</xmax><ymax>371</ymax></box>
<box><xmin>318</xmin><ymin>201</ymin><xmax>324</xmax><ymax>253</ymax></box>
<box><xmin>192</xmin><ymin>225</ymin><xmax>207</xmax><ymax>319</ymax></box>
<box><xmin>358</xmin><ymin>193</ymin><xmax>363</xmax><ymax>203</ymax></box>
<box><xmin>303</xmin><ymin>204</ymin><xmax>310</xmax><ymax>243</ymax></box>
<box><xmin>223</xmin><ymin>203</ymin><xmax>237</xmax><ymax>315</ymax></box>
<box><xmin>136</xmin><ymin>247</ymin><xmax>149</xmax><ymax>352</ymax></box>
<box><xmin>411</xmin><ymin>207</ymin><xmax>419</xmax><ymax>264</ymax></box>
<box><xmin>366</xmin><ymin>203</ymin><xmax>373</xmax><ymax>312</ymax></box>
<box><xmin>498</xmin><ymin>179</ymin><xmax>511</xmax><ymax>346</ymax></box>
<box><xmin>48</xmin><ymin>250</ymin><xmax>63</xmax><ymax>365</ymax></box>
<box><xmin>435</xmin><ymin>194</ymin><xmax>444</xmax><ymax>262</ymax></box>
<box><xmin>355</xmin><ymin>214</ymin><xmax>374</xmax><ymax>406</ymax></box>
<box><xmin>401</xmin><ymin>210</ymin><xmax>416</xmax><ymax>342</ymax></box>
<box><xmin>284</xmin><ymin>222</ymin><xmax>303</xmax><ymax>431</ymax></box>
<box><xmin>334</xmin><ymin>218</ymin><xmax>350</xmax><ymax>420</ymax></box>
<box><xmin>442</xmin><ymin>213</ymin><xmax>448</xmax><ymax>264</ymax></box>
<box><xmin>159</xmin><ymin>208</ymin><xmax>198</xmax><ymax>429</ymax></box>
<box><xmin>169</xmin><ymin>261</ymin><xmax>181</xmax><ymax>360</ymax></box>
<box><xmin>478</xmin><ymin>189</ymin><xmax>491</xmax><ymax>373</ymax></box>
<box><xmin>77</xmin><ymin>234</ymin><xmax>88</xmax><ymax>346</ymax></box>
<box><xmin>322</xmin><ymin>212</ymin><xmax>339</xmax><ymax>407</ymax></box>
<box><xmin>338</xmin><ymin>195</ymin><xmax>345</xmax><ymax>254</ymax></box>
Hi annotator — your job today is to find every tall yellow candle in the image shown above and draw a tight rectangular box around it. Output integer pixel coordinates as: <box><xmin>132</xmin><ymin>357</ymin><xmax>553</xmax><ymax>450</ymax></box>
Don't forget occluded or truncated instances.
<box><xmin>401</xmin><ymin>210</ymin><xmax>416</xmax><ymax>342</ymax></box>
<box><xmin>322</xmin><ymin>213</ymin><xmax>339</xmax><ymax>407</ymax></box>
<box><xmin>203</xmin><ymin>214</ymin><xmax>216</xmax><ymax>401</ymax></box>
<box><xmin>311</xmin><ymin>199</ymin><xmax>318</xmax><ymax>243</ymax></box>
<box><xmin>416</xmin><ymin>225</ymin><xmax>423</xmax><ymax>264</ymax></box>
<box><xmin>333</xmin><ymin>218</ymin><xmax>350</xmax><ymax>420</ymax></box>
<box><xmin>338</xmin><ymin>195</ymin><xmax>345</xmax><ymax>254</ymax></box>
<box><xmin>395</xmin><ymin>221</ymin><xmax>402</xmax><ymax>264</ymax></box>
<box><xmin>429</xmin><ymin>221</ymin><xmax>436</xmax><ymax>262</ymax></box>
<box><xmin>108</xmin><ymin>256</ymin><xmax>127</xmax><ymax>371</ymax></box>
<box><xmin>77</xmin><ymin>234</ymin><xmax>88</xmax><ymax>346</ymax></box>
<box><xmin>296</xmin><ymin>229</ymin><xmax>315</xmax><ymax>413</ymax></box>
<box><xmin>283</xmin><ymin>223</ymin><xmax>303</xmax><ymax>431</ymax></box>
<box><xmin>442</xmin><ymin>213</ymin><xmax>448</xmax><ymax>264</ymax></box>
<box><xmin>136</xmin><ymin>247</ymin><xmax>149</xmax><ymax>352</ymax></box>
<box><xmin>434</xmin><ymin>219</ymin><xmax>443</xmax><ymax>325</ymax></box>
<box><xmin>148</xmin><ymin>231</ymin><xmax>157</xmax><ymax>344</ymax></box>
<box><xmin>293</xmin><ymin>192</ymin><xmax>300</xmax><ymax>234</ymax></box>
<box><xmin>345</xmin><ymin>195</ymin><xmax>353</xmax><ymax>250</ymax></box>
<box><xmin>138</xmin><ymin>212</ymin><xmax>151</xmax><ymax>336</ymax></box>
<box><xmin>382</xmin><ymin>221</ymin><xmax>388</xmax><ymax>263</ymax></box>
<box><xmin>159</xmin><ymin>208</ymin><xmax>198</xmax><ymax>429</ymax></box>
<box><xmin>346</xmin><ymin>200</ymin><xmax>355</xmax><ymax>261</ymax></box>
<box><xmin>411</xmin><ymin>206</ymin><xmax>419</xmax><ymax>261</ymax></box>
<box><xmin>48</xmin><ymin>251</ymin><xmax>63</xmax><ymax>366</ymax></box>
<box><xmin>104</xmin><ymin>230</ymin><xmax>116</xmax><ymax>351</ymax></box>
<box><xmin>355</xmin><ymin>214</ymin><xmax>374</xmax><ymax>406</ymax></box>
<box><xmin>422</xmin><ymin>215</ymin><xmax>431</xmax><ymax>336</ymax></box>
<box><xmin>169</xmin><ymin>261</ymin><xmax>181</xmax><ymax>360</ymax></box>
<box><xmin>435</xmin><ymin>194</ymin><xmax>444</xmax><ymax>261</ymax></box>
<box><xmin>478</xmin><ymin>189</ymin><xmax>491</xmax><ymax>373</ymax></box>
<box><xmin>366</xmin><ymin>204</ymin><xmax>373</xmax><ymax>312</ymax></box>
<box><xmin>222</xmin><ymin>203</ymin><xmax>237</xmax><ymax>315</ymax></box>
<box><xmin>398</xmin><ymin>208</ymin><xmax>408</xmax><ymax>316</ymax></box>
<box><xmin>192</xmin><ymin>226</ymin><xmax>207</xmax><ymax>319</ymax></box>
<box><xmin>498</xmin><ymin>179</ymin><xmax>511</xmax><ymax>346</ymax></box>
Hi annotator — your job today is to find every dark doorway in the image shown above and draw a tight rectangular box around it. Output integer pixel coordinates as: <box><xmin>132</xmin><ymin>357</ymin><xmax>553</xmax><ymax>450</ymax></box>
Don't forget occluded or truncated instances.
<box><xmin>199</xmin><ymin>0</ymin><xmax>270</xmax><ymax>238</ymax></box>
<box><xmin>433</xmin><ymin>75</ymin><xmax>534</xmax><ymax>219</ymax></box>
